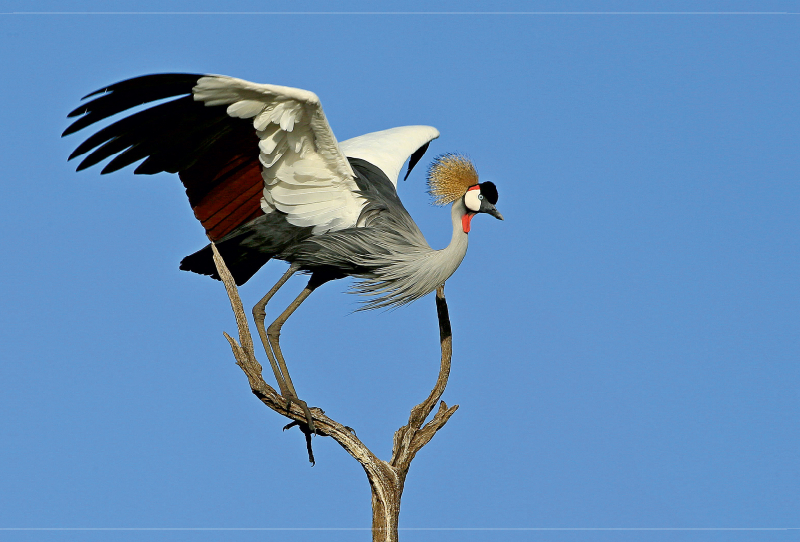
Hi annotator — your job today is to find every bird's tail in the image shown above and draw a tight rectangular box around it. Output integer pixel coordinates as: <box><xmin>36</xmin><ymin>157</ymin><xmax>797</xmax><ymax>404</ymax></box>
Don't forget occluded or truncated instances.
<box><xmin>180</xmin><ymin>241</ymin><xmax>272</xmax><ymax>286</ymax></box>
<box><xmin>179</xmin><ymin>213</ymin><xmax>314</xmax><ymax>286</ymax></box>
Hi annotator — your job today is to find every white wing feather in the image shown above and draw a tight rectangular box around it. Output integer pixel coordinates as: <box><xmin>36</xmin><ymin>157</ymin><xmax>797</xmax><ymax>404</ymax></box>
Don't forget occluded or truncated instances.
<box><xmin>193</xmin><ymin>75</ymin><xmax>361</xmax><ymax>233</ymax></box>
<box><xmin>338</xmin><ymin>125</ymin><xmax>440</xmax><ymax>187</ymax></box>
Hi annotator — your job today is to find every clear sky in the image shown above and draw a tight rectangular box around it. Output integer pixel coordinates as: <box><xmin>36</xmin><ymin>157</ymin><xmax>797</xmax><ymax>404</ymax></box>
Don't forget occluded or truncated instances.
<box><xmin>1</xmin><ymin>1</ymin><xmax>798</xmax><ymax>541</ymax></box>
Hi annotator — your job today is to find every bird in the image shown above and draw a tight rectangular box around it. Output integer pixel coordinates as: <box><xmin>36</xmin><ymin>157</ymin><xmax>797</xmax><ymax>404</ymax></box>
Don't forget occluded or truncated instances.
<box><xmin>64</xmin><ymin>73</ymin><xmax>503</xmax><ymax>433</ymax></box>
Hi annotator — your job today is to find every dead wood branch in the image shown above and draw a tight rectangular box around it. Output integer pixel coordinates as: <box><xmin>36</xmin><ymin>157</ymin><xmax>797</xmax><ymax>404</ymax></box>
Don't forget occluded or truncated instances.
<box><xmin>211</xmin><ymin>242</ymin><xmax>458</xmax><ymax>542</ymax></box>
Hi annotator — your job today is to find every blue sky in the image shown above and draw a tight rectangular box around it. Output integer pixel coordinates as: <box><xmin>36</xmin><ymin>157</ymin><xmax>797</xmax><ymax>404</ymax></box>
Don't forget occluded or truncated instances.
<box><xmin>1</xmin><ymin>1</ymin><xmax>798</xmax><ymax>541</ymax></box>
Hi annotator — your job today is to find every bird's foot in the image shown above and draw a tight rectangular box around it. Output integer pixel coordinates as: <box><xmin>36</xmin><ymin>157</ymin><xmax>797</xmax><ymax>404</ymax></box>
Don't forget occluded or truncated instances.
<box><xmin>283</xmin><ymin>420</ymin><xmax>315</xmax><ymax>465</ymax></box>
<box><xmin>284</xmin><ymin>395</ymin><xmax>316</xmax><ymax>435</ymax></box>
<box><xmin>283</xmin><ymin>413</ymin><xmax>320</xmax><ymax>466</ymax></box>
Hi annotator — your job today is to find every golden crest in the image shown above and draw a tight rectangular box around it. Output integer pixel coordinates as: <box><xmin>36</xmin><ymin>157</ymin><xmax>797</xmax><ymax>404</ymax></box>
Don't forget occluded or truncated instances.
<box><xmin>426</xmin><ymin>153</ymin><xmax>479</xmax><ymax>206</ymax></box>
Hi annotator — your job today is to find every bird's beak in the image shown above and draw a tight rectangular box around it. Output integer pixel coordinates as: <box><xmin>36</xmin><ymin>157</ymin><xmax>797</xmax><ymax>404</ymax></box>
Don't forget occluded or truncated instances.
<box><xmin>487</xmin><ymin>204</ymin><xmax>504</xmax><ymax>221</ymax></box>
<box><xmin>478</xmin><ymin>198</ymin><xmax>504</xmax><ymax>220</ymax></box>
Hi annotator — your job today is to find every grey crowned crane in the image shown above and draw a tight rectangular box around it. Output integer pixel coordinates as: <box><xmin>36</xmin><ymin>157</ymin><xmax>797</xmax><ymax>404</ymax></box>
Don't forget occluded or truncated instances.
<box><xmin>64</xmin><ymin>73</ymin><xmax>503</xmax><ymax>433</ymax></box>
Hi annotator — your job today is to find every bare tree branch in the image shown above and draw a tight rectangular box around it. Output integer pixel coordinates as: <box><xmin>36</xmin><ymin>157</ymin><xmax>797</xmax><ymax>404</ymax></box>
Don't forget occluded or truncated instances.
<box><xmin>210</xmin><ymin>242</ymin><xmax>457</xmax><ymax>542</ymax></box>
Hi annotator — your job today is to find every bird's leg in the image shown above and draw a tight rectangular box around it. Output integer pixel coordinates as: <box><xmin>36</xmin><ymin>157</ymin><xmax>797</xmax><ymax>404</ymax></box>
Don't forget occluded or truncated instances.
<box><xmin>267</xmin><ymin>283</ymin><xmax>318</xmax><ymax>433</ymax></box>
<box><xmin>252</xmin><ymin>264</ymin><xmax>298</xmax><ymax>399</ymax></box>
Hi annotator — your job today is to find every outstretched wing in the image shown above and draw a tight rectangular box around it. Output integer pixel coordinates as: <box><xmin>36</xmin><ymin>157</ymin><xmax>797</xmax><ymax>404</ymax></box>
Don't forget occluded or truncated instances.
<box><xmin>65</xmin><ymin>73</ymin><xmax>440</xmax><ymax>243</ymax></box>
<box><xmin>64</xmin><ymin>73</ymin><xmax>364</xmax><ymax>239</ymax></box>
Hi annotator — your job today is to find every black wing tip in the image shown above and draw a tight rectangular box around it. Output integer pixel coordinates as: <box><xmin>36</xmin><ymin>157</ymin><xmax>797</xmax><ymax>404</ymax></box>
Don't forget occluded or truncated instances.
<box><xmin>99</xmin><ymin>161</ymin><xmax>124</xmax><ymax>175</ymax></box>
<box><xmin>67</xmin><ymin>104</ymin><xmax>90</xmax><ymax>119</ymax></box>
<box><xmin>81</xmin><ymin>72</ymin><xmax>206</xmax><ymax>98</ymax></box>
<box><xmin>64</xmin><ymin>74</ymin><xmax>218</xmax><ymax>173</ymax></box>
<box><xmin>74</xmin><ymin>160</ymin><xmax>91</xmax><ymax>172</ymax></box>
<box><xmin>62</xmin><ymin>123</ymin><xmax>84</xmax><ymax>137</ymax></box>
<box><xmin>64</xmin><ymin>73</ymin><xmax>207</xmax><ymax>136</ymax></box>
<box><xmin>81</xmin><ymin>87</ymin><xmax>109</xmax><ymax>101</ymax></box>
<box><xmin>75</xmin><ymin>153</ymin><xmax>105</xmax><ymax>172</ymax></box>
<box><xmin>404</xmin><ymin>141</ymin><xmax>431</xmax><ymax>181</ymax></box>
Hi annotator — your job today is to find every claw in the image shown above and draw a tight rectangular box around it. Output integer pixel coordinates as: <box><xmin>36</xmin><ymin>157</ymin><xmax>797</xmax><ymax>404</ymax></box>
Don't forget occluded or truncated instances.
<box><xmin>303</xmin><ymin>429</ymin><xmax>315</xmax><ymax>466</ymax></box>
<box><xmin>282</xmin><ymin>419</ymin><xmax>316</xmax><ymax>465</ymax></box>
<box><xmin>281</xmin><ymin>393</ymin><xmax>318</xmax><ymax>465</ymax></box>
<box><xmin>283</xmin><ymin>420</ymin><xmax>300</xmax><ymax>431</ymax></box>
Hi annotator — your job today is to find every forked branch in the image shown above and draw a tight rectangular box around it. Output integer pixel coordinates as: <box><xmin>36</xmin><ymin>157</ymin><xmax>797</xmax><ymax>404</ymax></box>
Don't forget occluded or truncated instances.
<box><xmin>211</xmin><ymin>243</ymin><xmax>458</xmax><ymax>542</ymax></box>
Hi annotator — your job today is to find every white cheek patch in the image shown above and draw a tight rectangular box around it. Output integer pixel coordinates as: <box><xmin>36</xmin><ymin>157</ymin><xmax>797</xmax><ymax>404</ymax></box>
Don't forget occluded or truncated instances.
<box><xmin>464</xmin><ymin>189</ymin><xmax>482</xmax><ymax>212</ymax></box>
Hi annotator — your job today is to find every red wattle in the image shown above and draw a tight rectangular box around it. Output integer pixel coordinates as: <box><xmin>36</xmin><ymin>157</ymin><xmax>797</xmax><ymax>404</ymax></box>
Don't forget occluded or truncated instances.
<box><xmin>462</xmin><ymin>213</ymin><xmax>474</xmax><ymax>233</ymax></box>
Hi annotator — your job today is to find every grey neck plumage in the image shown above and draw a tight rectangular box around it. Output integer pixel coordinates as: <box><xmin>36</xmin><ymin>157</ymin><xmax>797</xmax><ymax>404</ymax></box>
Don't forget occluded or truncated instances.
<box><xmin>440</xmin><ymin>197</ymin><xmax>470</xmax><ymax>278</ymax></box>
<box><xmin>351</xmin><ymin>198</ymin><xmax>470</xmax><ymax>310</ymax></box>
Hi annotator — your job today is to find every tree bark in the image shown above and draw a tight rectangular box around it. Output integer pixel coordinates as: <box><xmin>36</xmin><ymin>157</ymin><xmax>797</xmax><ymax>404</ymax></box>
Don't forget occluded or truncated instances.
<box><xmin>210</xmin><ymin>243</ymin><xmax>457</xmax><ymax>541</ymax></box>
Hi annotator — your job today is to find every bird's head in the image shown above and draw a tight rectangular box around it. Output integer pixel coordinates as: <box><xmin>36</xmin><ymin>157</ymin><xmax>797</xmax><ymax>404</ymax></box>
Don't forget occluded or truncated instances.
<box><xmin>427</xmin><ymin>154</ymin><xmax>503</xmax><ymax>233</ymax></box>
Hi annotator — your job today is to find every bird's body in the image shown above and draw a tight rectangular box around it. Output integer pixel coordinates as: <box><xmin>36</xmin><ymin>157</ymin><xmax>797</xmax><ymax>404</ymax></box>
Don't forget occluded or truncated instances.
<box><xmin>65</xmin><ymin>73</ymin><xmax>502</xmax><ymax>433</ymax></box>
<box><xmin>183</xmin><ymin>155</ymin><xmax>471</xmax><ymax>310</ymax></box>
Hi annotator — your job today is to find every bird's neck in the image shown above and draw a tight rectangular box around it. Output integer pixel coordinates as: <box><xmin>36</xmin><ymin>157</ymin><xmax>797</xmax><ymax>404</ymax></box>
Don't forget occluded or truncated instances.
<box><xmin>450</xmin><ymin>198</ymin><xmax>471</xmax><ymax>244</ymax></box>
<box><xmin>434</xmin><ymin>199</ymin><xmax>470</xmax><ymax>281</ymax></box>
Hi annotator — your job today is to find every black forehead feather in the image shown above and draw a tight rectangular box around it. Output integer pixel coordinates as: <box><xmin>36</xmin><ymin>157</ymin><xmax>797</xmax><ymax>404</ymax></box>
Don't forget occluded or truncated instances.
<box><xmin>479</xmin><ymin>181</ymin><xmax>498</xmax><ymax>205</ymax></box>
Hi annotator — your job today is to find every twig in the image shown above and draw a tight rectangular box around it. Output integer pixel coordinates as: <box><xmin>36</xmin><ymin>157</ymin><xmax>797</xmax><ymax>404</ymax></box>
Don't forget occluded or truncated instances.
<box><xmin>210</xmin><ymin>243</ymin><xmax>458</xmax><ymax>542</ymax></box>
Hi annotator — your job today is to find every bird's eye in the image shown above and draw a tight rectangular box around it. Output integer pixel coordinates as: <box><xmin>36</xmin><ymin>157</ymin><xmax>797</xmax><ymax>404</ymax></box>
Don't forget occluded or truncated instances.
<box><xmin>478</xmin><ymin>194</ymin><xmax>484</xmax><ymax>200</ymax></box>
